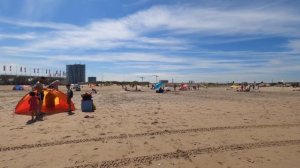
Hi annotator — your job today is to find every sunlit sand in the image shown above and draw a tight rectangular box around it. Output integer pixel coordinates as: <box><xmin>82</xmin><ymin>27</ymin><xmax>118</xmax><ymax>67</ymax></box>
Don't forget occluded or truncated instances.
<box><xmin>0</xmin><ymin>85</ymin><xmax>299</xmax><ymax>167</ymax></box>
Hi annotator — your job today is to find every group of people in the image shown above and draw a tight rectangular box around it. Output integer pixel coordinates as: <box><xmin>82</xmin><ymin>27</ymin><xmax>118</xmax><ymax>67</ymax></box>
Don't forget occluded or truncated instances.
<box><xmin>27</xmin><ymin>77</ymin><xmax>74</xmax><ymax>124</ymax></box>
<box><xmin>237</xmin><ymin>83</ymin><xmax>259</xmax><ymax>92</ymax></box>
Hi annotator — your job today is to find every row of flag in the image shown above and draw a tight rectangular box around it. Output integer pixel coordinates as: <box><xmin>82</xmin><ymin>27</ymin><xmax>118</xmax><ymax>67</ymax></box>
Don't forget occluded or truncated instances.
<box><xmin>2</xmin><ymin>65</ymin><xmax>66</xmax><ymax>77</ymax></box>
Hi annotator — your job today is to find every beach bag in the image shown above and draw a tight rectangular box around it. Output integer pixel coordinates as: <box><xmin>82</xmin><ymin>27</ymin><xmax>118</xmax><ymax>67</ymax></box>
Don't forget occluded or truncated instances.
<box><xmin>81</xmin><ymin>100</ymin><xmax>94</xmax><ymax>112</ymax></box>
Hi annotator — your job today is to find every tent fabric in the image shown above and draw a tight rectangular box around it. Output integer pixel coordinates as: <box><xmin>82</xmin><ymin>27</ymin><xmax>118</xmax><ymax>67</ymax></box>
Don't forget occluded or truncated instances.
<box><xmin>13</xmin><ymin>85</ymin><xmax>24</xmax><ymax>90</ymax></box>
<box><xmin>15</xmin><ymin>89</ymin><xmax>75</xmax><ymax>115</ymax></box>
<box><xmin>154</xmin><ymin>82</ymin><xmax>164</xmax><ymax>90</ymax></box>
<box><xmin>48</xmin><ymin>80</ymin><xmax>60</xmax><ymax>90</ymax></box>
<box><xmin>231</xmin><ymin>85</ymin><xmax>240</xmax><ymax>89</ymax></box>
<box><xmin>179</xmin><ymin>84</ymin><xmax>188</xmax><ymax>90</ymax></box>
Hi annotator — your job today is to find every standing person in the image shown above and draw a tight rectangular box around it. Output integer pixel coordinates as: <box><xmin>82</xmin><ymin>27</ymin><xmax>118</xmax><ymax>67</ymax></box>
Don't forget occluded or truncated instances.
<box><xmin>35</xmin><ymin>77</ymin><xmax>46</xmax><ymax>120</ymax></box>
<box><xmin>27</xmin><ymin>91</ymin><xmax>39</xmax><ymax>124</ymax></box>
<box><xmin>66</xmin><ymin>84</ymin><xmax>74</xmax><ymax>115</ymax></box>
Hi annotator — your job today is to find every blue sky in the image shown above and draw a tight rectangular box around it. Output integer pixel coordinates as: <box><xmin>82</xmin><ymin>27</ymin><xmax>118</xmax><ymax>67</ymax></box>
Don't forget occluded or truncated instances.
<box><xmin>0</xmin><ymin>0</ymin><xmax>300</xmax><ymax>82</ymax></box>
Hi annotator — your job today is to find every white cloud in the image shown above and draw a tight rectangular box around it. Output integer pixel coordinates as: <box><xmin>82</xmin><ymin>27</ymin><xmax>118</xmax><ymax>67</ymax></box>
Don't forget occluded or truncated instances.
<box><xmin>287</xmin><ymin>39</ymin><xmax>300</xmax><ymax>52</ymax></box>
<box><xmin>123</xmin><ymin>5</ymin><xmax>300</xmax><ymax>36</ymax></box>
<box><xmin>45</xmin><ymin>53</ymin><xmax>185</xmax><ymax>63</ymax></box>
<box><xmin>124</xmin><ymin>0</ymin><xmax>151</xmax><ymax>7</ymax></box>
<box><xmin>1</xmin><ymin>4</ymin><xmax>300</xmax><ymax>81</ymax></box>
<box><xmin>0</xmin><ymin>17</ymin><xmax>80</xmax><ymax>30</ymax></box>
<box><xmin>20</xmin><ymin>0</ymin><xmax>62</xmax><ymax>20</ymax></box>
<box><xmin>0</xmin><ymin>33</ymin><xmax>36</xmax><ymax>40</ymax></box>
<box><xmin>1</xmin><ymin>5</ymin><xmax>300</xmax><ymax>53</ymax></box>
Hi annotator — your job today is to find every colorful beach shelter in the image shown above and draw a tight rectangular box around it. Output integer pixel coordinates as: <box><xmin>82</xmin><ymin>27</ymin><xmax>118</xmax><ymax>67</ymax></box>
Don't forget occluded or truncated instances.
<box><xmin>12</xmin><ymin>85</ymin><xmax>24</xmax><ymax>90</ymax></box>
<box><xmin>179</xmin><ymin>84</ymin><xmax>189</xmax><ymax>90</ymax></box>
<box><xmin>231</xmin><ymin>84</ymin><xmax>240</xmax><ymax>89</ymax></box>
<box><xmin>15</xmin><ymin>89</ymin><xmax>75</xmax><ymax>115</ymax></box>
<box><xmin>154</xmin><ymin>82</ymin><xmax>164</xmax><ymax>90</ymax></box>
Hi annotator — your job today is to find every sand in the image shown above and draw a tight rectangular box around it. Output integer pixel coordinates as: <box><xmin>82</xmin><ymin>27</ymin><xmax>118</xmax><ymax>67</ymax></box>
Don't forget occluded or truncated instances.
<box><xmin>0</xmin><ymin>85</ymin><xmax>299</xmax><ymax>168</ymax></box>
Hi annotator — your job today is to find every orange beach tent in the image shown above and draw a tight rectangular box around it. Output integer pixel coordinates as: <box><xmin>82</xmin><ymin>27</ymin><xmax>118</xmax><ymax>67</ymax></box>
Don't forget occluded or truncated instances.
<box><xmin>15</xmin><ymin>89</ymin><xmax>75</xmax><ymax>115</ymax></box>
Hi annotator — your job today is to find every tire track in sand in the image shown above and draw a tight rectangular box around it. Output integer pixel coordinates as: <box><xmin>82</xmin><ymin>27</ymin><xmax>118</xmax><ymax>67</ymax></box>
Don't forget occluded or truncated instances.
<box><xmin>66</xmin><ymin>139</ymin><xmax>300</xmax><ymax>168</ymax></box>
<box><xmin>0</xmin><ymin>123</ymin><xmax>299</xmax><ymax>152</ymax></box>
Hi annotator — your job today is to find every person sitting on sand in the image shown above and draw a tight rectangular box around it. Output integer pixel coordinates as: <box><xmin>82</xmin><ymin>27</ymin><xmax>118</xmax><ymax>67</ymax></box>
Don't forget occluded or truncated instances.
<box><xmin>240</xmin><ymin>84</ymin><xmax>244</xmax><ymax>91</ymax></box>
<box><xmin>244</xmin><ymin>85</ymin><xmax>251</xmax><ymax>92</ymax></box>
<box><xmin>28</xmin><ymin>91</ymin><xmax>39</xmax><ymax>123</ymax></box>
<box><xmin>156</xmin><ymin>87</ymin><xmax>164</xmax><ymax>93</ymax></box>
<box><xmin>91</xmin><ymin>88</ymin><xmax>97</xmax><ymax>94</ymax></box>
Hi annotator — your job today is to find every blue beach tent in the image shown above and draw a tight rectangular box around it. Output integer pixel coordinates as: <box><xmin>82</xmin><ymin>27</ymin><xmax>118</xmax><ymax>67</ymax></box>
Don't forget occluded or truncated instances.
<box><xmin>12</xmin><ymin>85</ymin><xmax>24</xmax><ymax>90</ymax></box>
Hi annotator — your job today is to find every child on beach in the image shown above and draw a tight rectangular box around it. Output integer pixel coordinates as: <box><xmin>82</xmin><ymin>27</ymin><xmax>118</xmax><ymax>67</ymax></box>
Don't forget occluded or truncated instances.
<box><xmin>28</xmin><ymin>91</ymin><xmax>39</xmax><ymax>122</ymax></box>
<box><xmin>35</xmin><ymin>77</ymin><xmax>46</xmax><ymax>120</ymax></box>
<box><xmin>66</xmin><ymin>84</ymin><xmax>74</xmax><ymax>115</ymax></box>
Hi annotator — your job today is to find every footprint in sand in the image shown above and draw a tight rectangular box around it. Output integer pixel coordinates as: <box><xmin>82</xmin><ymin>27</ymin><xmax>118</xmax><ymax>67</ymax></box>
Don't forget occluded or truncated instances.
<box><xmin>62</xmin><ymin>135</ymin><xmax>71</xmax><ymax>139</ymax></box>
<box><xmin>218</xmin><ymin>162</ymin><xmax>223</xmax><ymax>165</ymax></box>
<box><xmin>10</xmin><ymin>126</ymin><xmax>24</xmax><ymax>130</ymax></box>
<box><xmin>95</xmin><ymin>125</ymin><xmax>101</xmax><ymax>128</ymax></box>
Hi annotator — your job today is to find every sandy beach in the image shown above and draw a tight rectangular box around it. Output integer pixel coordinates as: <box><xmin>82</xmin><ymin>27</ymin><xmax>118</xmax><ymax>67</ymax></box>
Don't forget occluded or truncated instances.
<box><xmin>0</xmin><ymin>85</ymin><xmax>299</xmax><ymax>168</ymax></box>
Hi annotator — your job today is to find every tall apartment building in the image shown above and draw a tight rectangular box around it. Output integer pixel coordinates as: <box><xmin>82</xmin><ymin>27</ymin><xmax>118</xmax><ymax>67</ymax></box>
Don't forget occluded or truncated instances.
<box><xmin>66</xmin><ymin>64</ymin><xmax>86</xmax><ymax>84</ymax></box>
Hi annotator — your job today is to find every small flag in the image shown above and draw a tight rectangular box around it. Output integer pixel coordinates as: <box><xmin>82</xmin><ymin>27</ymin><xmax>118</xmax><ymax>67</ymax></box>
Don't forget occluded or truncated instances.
<box><xmin>24</xmin><ymin>67</ymin><xmax>26</xmax><ymax>73</ymax></box>
<box><xmin>46</xmin><ymin>69</ymin><xmax>48</xmax><ymax>74</ymax></box>
<box><xmin>20</xmin><ymin>66</ymin><xmax>22</xmax><ymax>72</ymax></box>
<box><xmin>3</xmin><ymin>65</ymin><xmax>6</xmax><ymax>71</ymax></box>
<box><xmin>34</xmin><ymin>68</ymin><xmax>36</xmax><ymax>73</ymax></box>
<box><xmin>37</xmin><ymin>68</ymin><xmax>39</xmax><ymax>73</ymax></box>
<box><xmin>9</xmin><ymin>66</ymin><xmax>11</xmax><ymax>71</ymax></box>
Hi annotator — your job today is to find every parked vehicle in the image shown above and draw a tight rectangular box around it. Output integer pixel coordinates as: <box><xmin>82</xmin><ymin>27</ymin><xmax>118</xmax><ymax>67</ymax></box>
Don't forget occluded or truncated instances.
<box><xmin>72</xmin><ymin>84</ymin><xmax>81</xmax><ymax>91</ymax></box>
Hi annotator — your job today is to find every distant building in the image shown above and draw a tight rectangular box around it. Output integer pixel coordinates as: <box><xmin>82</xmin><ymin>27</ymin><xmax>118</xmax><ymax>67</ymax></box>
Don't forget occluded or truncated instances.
<box><xmin>66</xmin><ymin>64</ymin><xmax>85</xmax><ymax>84</ymax></box>
<box><xmin>88</xmin><ymin>77</ymin><xmax>97</xmax><ymax>83</ymax></box>
<box><xmin>159</xmin><ymin>80</ymin><xmax>168</xmax><ymax>83</ymax></box>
